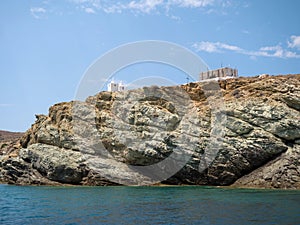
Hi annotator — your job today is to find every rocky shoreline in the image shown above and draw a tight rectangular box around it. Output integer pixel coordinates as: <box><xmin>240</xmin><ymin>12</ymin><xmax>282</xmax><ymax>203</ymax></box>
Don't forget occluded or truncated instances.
<box><xmin>1</xmin><ymin>74</ymin><xmax>300</xmax><ymax>189</ymax></box>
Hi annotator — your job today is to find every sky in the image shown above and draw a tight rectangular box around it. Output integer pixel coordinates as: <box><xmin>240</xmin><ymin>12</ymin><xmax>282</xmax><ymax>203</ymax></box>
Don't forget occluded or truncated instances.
<box><xmin>1</xmin><ymin>0</ymin><xmax>300</xmax><ymax>131</ymax></box>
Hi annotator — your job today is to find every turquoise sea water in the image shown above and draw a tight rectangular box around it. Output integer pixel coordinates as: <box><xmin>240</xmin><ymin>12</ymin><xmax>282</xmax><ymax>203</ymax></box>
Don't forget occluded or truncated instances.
<box><xmin>0</xmin><ymin>185</ymin><xmax>299</xmax><ymax>225</ymax></box>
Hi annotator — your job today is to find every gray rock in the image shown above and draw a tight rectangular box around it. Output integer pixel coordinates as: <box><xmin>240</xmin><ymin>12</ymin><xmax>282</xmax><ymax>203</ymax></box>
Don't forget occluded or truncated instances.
<box><xmin>19</xmin><ymin>143</ymin><xmax>87</xmax><ymax>184</ymax></box>
<box><xmin>232</xmin><ymin>145</ymin><xmax>300</xmax><ymax>189</ymax></box>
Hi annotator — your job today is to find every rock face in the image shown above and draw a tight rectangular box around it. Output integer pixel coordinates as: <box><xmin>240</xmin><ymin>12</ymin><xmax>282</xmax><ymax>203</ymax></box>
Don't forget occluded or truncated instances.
<box><xmin>1</xmin><ymin>74</ymin><xmax>300</xmax><ymax>188</ymax></box>
<box><xmin>0</xmin><ymin>131</ymin><xmax>23</xmax><ymax>157</ymax></box>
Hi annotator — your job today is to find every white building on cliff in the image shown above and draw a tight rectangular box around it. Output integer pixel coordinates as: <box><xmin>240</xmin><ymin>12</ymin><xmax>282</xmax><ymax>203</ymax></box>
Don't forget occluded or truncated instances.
<box><xmin>200</xmin><ymin>67</ymin><xmax>238</xmax><ymax>80</ymax></box>
<box><xmin>107</xmin><ymin>80</ymin><xmax>125</xmax><ymax>92</ymax></box>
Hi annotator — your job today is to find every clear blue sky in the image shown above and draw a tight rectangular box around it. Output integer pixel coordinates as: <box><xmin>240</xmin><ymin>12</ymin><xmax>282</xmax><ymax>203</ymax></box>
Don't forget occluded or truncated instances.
<box><xmin>1</xmin><ymin>0</ymin><xmax>300</xmax><ymax>131</ymax></box>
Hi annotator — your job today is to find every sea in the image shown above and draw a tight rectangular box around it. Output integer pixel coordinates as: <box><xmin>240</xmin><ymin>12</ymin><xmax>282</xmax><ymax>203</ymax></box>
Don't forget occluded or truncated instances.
<box><xmin>0</xmin><ymin>185</ymin><xmax>299</xmax><ymax>225</ymax></box>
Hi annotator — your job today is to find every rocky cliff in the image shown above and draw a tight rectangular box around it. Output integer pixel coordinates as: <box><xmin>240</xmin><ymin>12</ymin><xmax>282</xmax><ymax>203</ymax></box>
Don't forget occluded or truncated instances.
<box><xmin>1</xmin><ymin>74</ymin><xmax>300</xmax><ymax>188</ymax></box>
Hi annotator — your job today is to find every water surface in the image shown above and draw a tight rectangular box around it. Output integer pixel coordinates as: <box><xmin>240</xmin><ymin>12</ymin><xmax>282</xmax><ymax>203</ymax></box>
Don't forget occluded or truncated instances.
<box><xmin>0</xmin><ymin>185</ymin><xmax>299</xmax><ymax>224</ymax></box>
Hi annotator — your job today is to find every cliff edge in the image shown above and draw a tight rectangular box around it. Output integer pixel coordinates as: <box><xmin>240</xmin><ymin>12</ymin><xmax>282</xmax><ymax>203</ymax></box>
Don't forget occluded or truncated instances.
<box><xmin>1</xmin><ymin>74</ymin><xmax>299</xmax><ymax>188</ymax></box>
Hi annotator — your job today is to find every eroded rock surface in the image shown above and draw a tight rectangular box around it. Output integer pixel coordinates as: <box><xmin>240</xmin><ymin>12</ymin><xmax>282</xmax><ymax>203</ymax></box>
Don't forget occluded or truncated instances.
<box><xmin>1</xmin><ymin>74</ymin><xmax>300</xmax><ymax>188</ymax></box>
